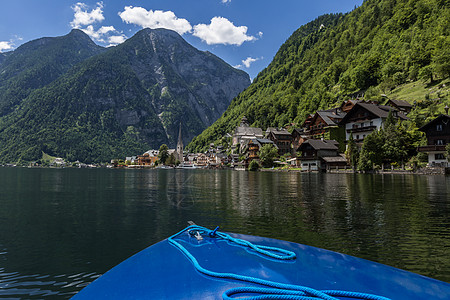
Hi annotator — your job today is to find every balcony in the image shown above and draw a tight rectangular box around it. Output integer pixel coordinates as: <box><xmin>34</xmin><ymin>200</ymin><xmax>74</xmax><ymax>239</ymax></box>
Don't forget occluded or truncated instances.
<box><xmin>417</xmin><ymin>145</ymin><xmax>447</xmax><ymax>152</ymax></box>
<box><xmin>346</xmin><ymin>125</ymin><xmax>377</xmax><ymax>133</ymax></box>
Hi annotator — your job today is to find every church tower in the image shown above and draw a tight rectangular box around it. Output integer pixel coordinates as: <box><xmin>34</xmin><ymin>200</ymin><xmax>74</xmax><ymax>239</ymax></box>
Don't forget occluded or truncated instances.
<box><xmin>176</xmin><ymin>122</ymin><xmax>183</xmax><ymax>162</ymax></box>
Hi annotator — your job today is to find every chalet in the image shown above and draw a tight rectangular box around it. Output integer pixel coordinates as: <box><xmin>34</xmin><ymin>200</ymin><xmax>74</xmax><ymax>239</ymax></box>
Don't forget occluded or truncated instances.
<box><xmin>418</xmin><ymin>114</ymin><xmax>450</xmax><ymax>166</ymax></box>
<box><xmin>137</xmin><ymin>150</ymin><xmax>159</xmax><ymax>166</ymax></box>
<box><xmin>301</xmin><ymin>108</ymin><xmax>346</xmax><ymax>151</ymax></box>
<box><xmin>244</xmin><ymin>138</ymin><xmax>277</xmax><ymax>164</ymax></box>
<box><xmin>265</xmin><ymin>127</ymin><xmax>292</xmax><ymax>155</ymax></box>
<box><xmin>340</xmin><ymin>99</ymin><xmax>360</xmax><ymax>113</ymax></box>
<box><xmin>297</xmin><ymin>139</ymin><xmax>347</xmax><ymax>171</ymax></box>
<box><xmin>386</xmin><ymin>99</ymin><xmax>413</xmax><ymax>114</ymax></box>
<box><xmin>339</xmin><ymin>102</ymin><xmax>408</xmax><ymax>144</ymax></box>
<box><xmin>291</xmin><ymin>128</ymin><xmax>308</xmax><ymax>152</ymax></box>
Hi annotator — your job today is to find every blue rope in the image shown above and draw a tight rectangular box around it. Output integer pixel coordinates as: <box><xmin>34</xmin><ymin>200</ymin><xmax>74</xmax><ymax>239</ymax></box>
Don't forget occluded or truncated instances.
<box><xmin>168</xmin><ymin>225</ymin><xmax>391</xmax><ymax>300</ymax></box>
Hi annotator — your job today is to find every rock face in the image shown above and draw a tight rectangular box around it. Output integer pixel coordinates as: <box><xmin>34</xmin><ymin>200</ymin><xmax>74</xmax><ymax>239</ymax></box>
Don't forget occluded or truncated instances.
<box><xmin>0</xmin><ymin>28</ymin><xmax>250</xmax><ymax>163</ymax></box>
<box><xmin>121</xmin><ymin>28</ymin><xmax>250</xmax><ymax>144</ymax></box>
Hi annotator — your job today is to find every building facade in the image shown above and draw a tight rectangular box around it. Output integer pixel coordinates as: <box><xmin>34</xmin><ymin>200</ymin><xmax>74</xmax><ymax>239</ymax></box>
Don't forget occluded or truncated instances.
<box><xmin>418</xmin><ymin>114</ymin><xmax>450</xmax><ymax>166</ymax></box>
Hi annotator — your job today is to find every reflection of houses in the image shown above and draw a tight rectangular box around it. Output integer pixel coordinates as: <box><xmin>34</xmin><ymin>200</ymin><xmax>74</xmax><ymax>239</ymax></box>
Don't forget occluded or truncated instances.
<box><xmin>297</xmin><ymin>139</ymin><xmax>347</xmax><ymax>171</ymax></box>
<box><xmin>232</xmin><ymin>116</ymin><xmax>264</xmax><ymax>153</ymax></box>
<box><xmin>265</xmin><ymin>127</ymin><xmax>292</xmax><ymax>156</ymax></box>
<box><xmin>418</xmin><ymin>114</ymin><xmax>450</xmax><ymax>166</ymax></box>
<box><xmin>339</xmin><ymin>102</ymin><xmax>408</xmax><ymax>144</ymax></box>
<box><xmin>386</xmin><ymin>99</ymin><xmax>412</xmax><ymax>114</ymax></box>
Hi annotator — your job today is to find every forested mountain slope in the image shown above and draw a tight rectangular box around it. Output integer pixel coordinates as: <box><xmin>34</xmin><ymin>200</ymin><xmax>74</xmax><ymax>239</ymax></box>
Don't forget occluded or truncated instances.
<box><xmin>0</xmin><ymin>29</ymin><xmax>105</xmax><ymax>116</ymax></box>
<box><xmin>188</xmin><ymin>0</ymin><xmax>449</xmax><ymax>151</ymax></box>
<box><xmin>0</xmin><ymin>29</ymin><xmax>250</xmax><ymax>163</ymax></box>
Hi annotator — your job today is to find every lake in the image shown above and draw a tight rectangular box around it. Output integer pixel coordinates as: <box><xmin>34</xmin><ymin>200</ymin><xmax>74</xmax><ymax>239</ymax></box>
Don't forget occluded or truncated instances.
<box><xmin>0</xmin><ymin>168</ymin><xmax>449</xmax><ymax>298</ymax></box>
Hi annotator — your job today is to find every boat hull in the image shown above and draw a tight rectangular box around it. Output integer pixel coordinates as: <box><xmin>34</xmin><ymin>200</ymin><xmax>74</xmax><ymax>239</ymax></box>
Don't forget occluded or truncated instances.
<box><xmin>73</xmin><ymin>228</ymin><xmax>450</xmax><ymax>299</ymax></box>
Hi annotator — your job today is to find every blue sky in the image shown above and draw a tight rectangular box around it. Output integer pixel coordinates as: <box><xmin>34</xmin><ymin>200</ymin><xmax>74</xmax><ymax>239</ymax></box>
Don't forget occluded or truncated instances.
<box><xmin>0</xmin><ymin>0</ymin><xmax>362</xmax><ymax>79</ymax></box>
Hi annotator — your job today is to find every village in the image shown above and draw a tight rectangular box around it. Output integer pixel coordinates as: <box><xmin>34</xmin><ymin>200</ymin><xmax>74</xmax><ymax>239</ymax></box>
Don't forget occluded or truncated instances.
<box><xmin>118</xmin><ymin>99</ymin><xmax>450</xmax><ymax>173</ymax></box>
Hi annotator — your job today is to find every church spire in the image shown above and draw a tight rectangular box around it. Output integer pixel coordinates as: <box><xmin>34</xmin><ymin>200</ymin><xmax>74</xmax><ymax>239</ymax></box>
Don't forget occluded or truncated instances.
<box><xmin>176</xmin><ymin>122</ymin><xmax>183</xmax><ymax>162</ymax></box>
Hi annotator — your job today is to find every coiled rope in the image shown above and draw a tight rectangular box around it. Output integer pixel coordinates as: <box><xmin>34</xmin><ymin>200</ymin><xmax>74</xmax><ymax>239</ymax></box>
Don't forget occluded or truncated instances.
<box><xmin>168</xmin><ymin>225</ymin><xmax>391</xmax><ymax>300</ymax></box>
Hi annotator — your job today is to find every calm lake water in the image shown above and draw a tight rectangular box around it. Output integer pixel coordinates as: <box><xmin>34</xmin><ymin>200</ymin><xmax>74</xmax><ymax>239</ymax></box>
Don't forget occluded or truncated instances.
<box><xmin>0</xmin><ymin>167</ymin><xmax>449</xmax><ymax>298</ymax></box>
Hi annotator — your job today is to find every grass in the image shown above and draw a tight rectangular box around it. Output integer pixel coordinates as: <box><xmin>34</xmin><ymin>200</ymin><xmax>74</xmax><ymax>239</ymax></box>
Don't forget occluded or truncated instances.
<box><xmin>41</xmin><ymin>151</ymin><xmax>58</xmax><ymax>163</ymax></box>
<box><xmin>387</xmin><ymin>78</ymin><xmax>450</xmax><ymax>109</ymax></box>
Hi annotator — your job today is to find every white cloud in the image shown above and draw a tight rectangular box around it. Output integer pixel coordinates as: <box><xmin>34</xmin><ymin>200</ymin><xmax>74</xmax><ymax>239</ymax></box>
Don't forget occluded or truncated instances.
<box><xmin>70</xmin><ymin>2</ymin><xmax>105</xmax><ymax>29</ymax></box>
<box><xmin>81</xmin><ymin>25</ymin><xmax>126</xmax><ymax>46</ymax></box>
<box><xmin>119</xmin><ymin>6</ymin><xmax>192</xmax><ymax>35</ymax></box>
<box><xmin>242</xmin><ymin>57</ymin><xmax>259</xmax><ymax>68</ymax></box>
<box><xmin>222</xmin><ymin>0</ymin><xmax>231</xmax><ymax>3</ymax></box>
<box><xmin>0</xmin><ymin>41</ymin><xmax>14</xmax><ymax>52</ymax></box>
<box><xmin>193</xmin><ymin>17</ymin><xmax>256</xmax><ymax>46</ymax></box>
<box><xmin>107</xmin><ymin>35</ymin><xmax>127</xmax><ymax>46</ymax></box>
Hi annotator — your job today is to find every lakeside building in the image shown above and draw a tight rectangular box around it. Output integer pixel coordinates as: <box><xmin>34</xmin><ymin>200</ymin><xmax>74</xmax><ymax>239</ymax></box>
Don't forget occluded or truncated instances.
<box><xmin>418</xmin><ymin>114</ymin><xmax>450</xmax><ymax>167</ymax></box>
<box><xmin>339</xmin><ymin>102</ymin><xmax>408</xmax><ymax>144</ymax></box>
<box><xmin>301</xmin><ymin>108</ymin><xmax>346</xmax><ymax>152</ymax></box>
<box><xmin>244</xmin><ymin>138</ymin><xmax>277</xmax><ymax>165</ymax></box>
<box><xmin>137</xmin><ymin>150</ymin><xmax>159</xmax><ymax>166</ymax></box>
<box><xmin>265</xmin><ymin>128</ymin><xmax>292</xmax><ymax>156</ymax></box>
<box><xmin>297</xmin><ymin>139</ymin><xmax>346</xmax><ymax>171</ymax></box>
<box><xmin>232</xmin><ymin>116</ymin><xmax>264</xmax><ymax>153</ymax></box>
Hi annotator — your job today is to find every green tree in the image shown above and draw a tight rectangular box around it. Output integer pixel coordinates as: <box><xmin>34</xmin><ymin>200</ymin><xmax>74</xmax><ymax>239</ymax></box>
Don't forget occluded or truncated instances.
<box><xmin>166</xmin><ymin>152</ymin><xmax>176</xmax><ymax>165</ymax></box>
<box><xmin>158</xmin><ymin>144</ymin><xmax>169</xmax><ymax>165</ymax></box>
<box><xmin>345</xmin><ymin>134</ymin><xmax>359</xmax><ymax>170</ymax></box>
<box><xmin>259</xmin><ymin>144</ymin><xmax>278</xmax><ymax>168</ymax></box>
<box><xmin>358</xmin><ymin>130</ymin><xmax>384</xmax><ymax>171</ymax></box>
<box><xmin>249</xmin><ymin>160</ymin><xmax>261</xmax><ymax>171</ymax></box>
<box><xmin>446</xmin><ymin>144</ymin><xmax>450</xmax><ymax>160</ymax></box>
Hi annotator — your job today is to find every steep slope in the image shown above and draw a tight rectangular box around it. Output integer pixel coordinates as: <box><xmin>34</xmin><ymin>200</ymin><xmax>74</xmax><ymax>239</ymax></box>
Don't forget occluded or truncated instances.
<box><xmin>0</xmin><ymin>28</ymin><xmax>250</xmax><ymax>163</ymax></box>
<box><xmin>188</xmin><ymin>0</ymin><xmax>450</xmax><ymax>151</ymax></box>
<box><xmin>0</xmin><ymin>29</ymin><xmax>105</xmax><ymax>116</ymax></box>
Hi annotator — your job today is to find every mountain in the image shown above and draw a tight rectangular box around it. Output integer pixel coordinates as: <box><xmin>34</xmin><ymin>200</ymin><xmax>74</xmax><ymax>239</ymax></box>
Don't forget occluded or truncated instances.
<box><xmin>188</xmin><ymin>0</ymin><xmax>450</xmax><ymax>152</ymax></box>
<box><xmin>0</xmin><ymin>28</ymin><xmax>250</xmax><ymax>163</ymax></box>
<box><xmin>0</xmin><ymin>29</ymin><xmax>105</xmax><ymax>116</ymax></box>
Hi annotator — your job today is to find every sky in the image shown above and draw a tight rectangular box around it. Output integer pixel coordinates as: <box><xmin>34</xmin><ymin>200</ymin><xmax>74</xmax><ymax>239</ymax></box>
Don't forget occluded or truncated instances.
<box><xmin>0</xmin><ymin>0</ymin><xmax>363</xmax><ymax>80</ymax></box>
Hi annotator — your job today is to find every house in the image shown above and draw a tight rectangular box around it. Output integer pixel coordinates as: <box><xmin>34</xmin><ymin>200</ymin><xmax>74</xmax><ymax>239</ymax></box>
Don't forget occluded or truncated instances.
<box><xmin>291</xmin><ymin>128</ymin><xmax>308</xmax><ymax>152</ymax></box>
<box><xmin>340</xmin><ymin>99</ymin><xmax>361</xmax><ymax>113</ymax></box>
<box><xmin>244</xmin><ymin>138</ymin><xmax>277</xmax><ymax>164</ymax></box>
<box><xmin>418</xmin><ymin>114</ymin><xmax>450</xmax><ymax>167</ymax></box>
<box><xmin>232</xmin><ymin>116</ymin><xmax>264</xmax><ymax>153</ymax></box>
<box><xmin>386</xmin><ymin>99</ymin><xmax>413</xmax><ymax>114</ymax></box>
<box><xmin>301</xmin><ymin>108</ymin><xmax>346</xmax><ymax>151</ymax></box>
<box><xmin>339</xmin><ymin>102</ymin><xmax>408</xmax><ymax>144</ymax></box>
<box><xmin>265</xmin><ymin>127</ymin><xmax>292</xmax><ymax>156</ymax></box>
<box><xmin>297</xmin><ymin>139</ymin><xmax>347</xmax><ymax>171</ymax></box>
<box><xmin>137</xmin><ymin>150</ymin><xmax>159</xmax><ymax>166</ymax></box>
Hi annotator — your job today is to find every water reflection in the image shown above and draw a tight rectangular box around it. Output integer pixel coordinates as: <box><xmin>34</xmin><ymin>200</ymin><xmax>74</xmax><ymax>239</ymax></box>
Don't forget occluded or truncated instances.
<box><xmin>0</xmin><ymin>168</ymin><xmax>449</xmax><ymax>299</ymax></box>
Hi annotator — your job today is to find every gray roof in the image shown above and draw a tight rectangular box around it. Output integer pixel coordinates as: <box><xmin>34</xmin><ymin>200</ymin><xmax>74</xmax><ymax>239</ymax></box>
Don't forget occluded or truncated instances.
<box><xmin>358</xmin><ymin>103</ymin><xmax>408</xmax><ymax>119</ymax></box>
<box><xmin>266</xmin><ymin>127</ymin><xmax>291</xmax><ymax>136</ymax></box>
<box><xmin>322</xmin><ymin>154</ymin><xmax>348</xmax><ymax>163</ymax></box>
<box><xmin>316</xmin><ymin>109</ymin><xmax>346</xmax><ymax>126</ymax></box>
<box><xmin>389</xmin><ymin>99</ymin><xmax>412</xmax><ymax>108</ymax></box>
<box><xmin>340</xmin><ymin>102</ymin><xmax>408</xmax><ymax>124</ymax></box>
<box><xmin>299</xmin><ymin>139</ymin><xmax>339</xmax><ymax>150</ymax></box>
<box><xmin>235</xmin><ymin>126</ymin><xmax>264</xmax><ymax>136</ymax></box>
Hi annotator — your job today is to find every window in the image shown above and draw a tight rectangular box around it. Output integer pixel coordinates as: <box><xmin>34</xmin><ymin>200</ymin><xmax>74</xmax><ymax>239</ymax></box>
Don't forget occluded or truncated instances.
<box><xmin>435</xmin><ymin>153</ymin><xmax>445</xmax><ymax>160</ymax></box>
<box><xmin>356</xmin><ymin>135</ymin><xmax>360</xmax><ymax>140</ymax></box>
<box><xmin>437</xmin><ymin>124</ymin><xmax>443</xmax><ymax>131</ymax></box>
<box><xmin>436</xmin><ymin>139</ymin><xmax>444</xmax><ymax>145</ymax></box>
